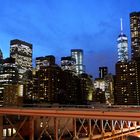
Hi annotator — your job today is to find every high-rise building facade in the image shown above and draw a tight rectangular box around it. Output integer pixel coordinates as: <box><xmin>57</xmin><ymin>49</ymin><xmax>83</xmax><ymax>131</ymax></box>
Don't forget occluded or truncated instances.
<box><xmin>0</xmin><ymin>57</ymin><xmax>19</xmax><ymax>104</ymax></box>
<box><xmin>115</xmin><ymin>61</ymin><xmax>140</xmax><ymax>105</ymax></box>
<box><xmin>71</xmin><ymin>49</ymin><xmax>85</xmax><ymax>74</ymax></box>
<box><xmin>61</xmin><ymin>56</ymin><xmax>76</xmax><ymax>72</ymax></box>
<box><xmin>36</xmin><ymin>55</ymin><xmax>55</xmax><ymax>70</ymax></box>
<box><xmin>114</xmin><ymin>62</ymin><xmax>128</xmax><ymax>104</ymax></box>
<box><xmin>117</xmin><ymin>19</ymin><xmax>128</xmax><ymax>62</ymax></box>
<box><xmin>130</xmin><ymin>12</ymin><xmax>140</xmax><ymax>60</ymax></box>
<box><xmin>79</xmin><ymin>73</ymin><xmax>94</xmax><ymax>104</ymax></box>
<box><xmin>115</xmin><ymin>12</ymin><xmax>140</xmax><ymax>105</ymax></box>
<box><xmin>33</xmin><ymin>65</ymin><xmax>62</xmax><ymax>103</ymax></box>
<box><xmin>127</xmin><ymin>60</ymin><xmax>140</xmax><ymax>105</ymax></box>
<box><xmin>115</xmin><ymin>19</ymin><xmax>130</xmax><ymax>105</ymax></box>
<box><xmin>60</xmin><ymin>70</ymin><xmax>82</xmax><ymax>104</ymax></box>
<box><xmin>104</xmin><ymin>74</ymin><xmax>114</xmax><ymax>105</ymax></box>
<box><xmin>99</xmin><ymin>67</ymin><xmax>108</xmax><ymax>78</ymax></box>
<box><xmin>94</xmin><ymin>78</ymin><xmax>106</xmax><ymax>103</ymax></box>
<box><xmin>4</xmin><ymin>84</ymin><xmax>23</xmax><ymax>106</ymax></box>
<box><xmin>10</xmin><ymin>39</ymin><xmax>32</xmax><ymax>70</ymax></box>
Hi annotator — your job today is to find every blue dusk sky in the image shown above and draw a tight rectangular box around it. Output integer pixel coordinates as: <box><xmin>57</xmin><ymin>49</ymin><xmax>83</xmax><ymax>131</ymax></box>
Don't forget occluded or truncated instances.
<box><xmin>0</xmin><ymin>0</ymin><xmax>139</xmax><ymax>78</ymax></box>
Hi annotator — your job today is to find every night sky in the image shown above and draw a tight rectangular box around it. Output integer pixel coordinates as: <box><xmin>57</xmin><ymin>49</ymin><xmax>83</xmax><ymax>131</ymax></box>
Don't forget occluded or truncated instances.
<box><xmin>0</xmin><ymin>0</ymin><xmax>139</xmax><ymax>78</ymax></box>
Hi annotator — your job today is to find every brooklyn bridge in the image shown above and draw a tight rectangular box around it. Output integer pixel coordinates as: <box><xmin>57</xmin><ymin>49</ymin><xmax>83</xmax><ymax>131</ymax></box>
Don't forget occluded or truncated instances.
<box><xmin>0</xmin><ymin>105</ymin><xmax>140</xmax><ymax>140</ymax></box>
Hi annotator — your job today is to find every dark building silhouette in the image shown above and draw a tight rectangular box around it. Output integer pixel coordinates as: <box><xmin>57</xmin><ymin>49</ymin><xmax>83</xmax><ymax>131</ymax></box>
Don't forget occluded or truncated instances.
<box><xmin>4</xmin><ymin>84</ymin><xmax>23</xmax><ymax>106</ymax></box>
<box><xmin>114</xmin><ymin>62</ymin><xmax>128</xmax><ymax>104</ymax></box>
<box><xmin>23</xmin><ymin>55</ymin><xmax>94</xmax><ymax>105</ymax></box>
<box><xmin>60</xmin><ymin>70</ymin><xmax>81</xmax><ymax>104</ymax></box>
<box><xmin>24</xmin><ymin>66</ymin><xmax>83</xmax><ymax>105</ymax></box>
<box><xmin>127</xmin><ymin>60</ymin><xmax>140</xmax><ymax>105</ymax></box>
<box><xmin>94</xmin><ymin>88</ymin><xmax>106</xmax><ymax>103</ymax></box>
<box><xmin>35</xmin><ymin>65</ymin><xmax>62</xmax><ymax>103</ymax></box>
<box><xmin>104</xmin><ymin>74</ymin><xmax>114</xmax><ymax>104</ymax></box>
<box><xmin>23</xmin><ymin>69</ymin><xmax>34</xmax><ymax>104</ymax></box>
<box><xmin>79</xmin><ymin>73</ymin><xmax>94</xmax><ymax>104</ymax></box>
<box><xmin>130</xmin><ymin>12</ymin><xmax>140</xmax><ymax>60</ymax></box>
<box><xmin>99</xmin><ymin>67</ymin><xmax>108</xmax><ymax>78</ymax></box>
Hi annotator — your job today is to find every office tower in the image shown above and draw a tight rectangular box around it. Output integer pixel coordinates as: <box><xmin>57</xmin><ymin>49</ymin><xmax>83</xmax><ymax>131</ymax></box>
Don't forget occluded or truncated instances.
<box><xmin>28</xmin><ymin>65</ymin><xmax>83</xmax><ymax>104</ymax></box>
<box><xmin>115</xmin><ymin>53</ymin><xmax>140</xmax><ymax>105</ymax></box>
<box><xmin>127</xmin><ymin>61</ymin><xmax>140</xmax><ymax>104</ymax></box>
<box><xmin>22</xmin><ymin>69</ymin><xmax>34</xmax><ymax>104</ymax></box>
<box><xmin>79</xmin><ymin>73</ymin><xmax>94</xmax><ymax>104</ymax></box>
<box><xmin>115</xmin><ymin>12</ymin><xmax>140</xmax><ymax>105</ymax></box>
<box><xmin>0</xmin><ymin>49</ymin><xmax>3</xmax><ymax>60</ymax></box>
<box><xmin>94</xmin><ymin>78</ymin><xmax>106</xmax><ymax>103</ymax></box>
<box><xmin>117</xmin><ymin>18</ymin><xmax>128</xmax><ymax>62</ymax></box>
<box><xmin>94</xmin><ymin>73</ymin><xmax>114</xmax><ymax>105</ymax></box>
<box><xmin>130</xmin><ymin>12</ymin><xmax>140</xmax><ymax>60</ymax></box>
<box><xmin>3</xmin><ymin>84</ymin><xmax>23</xmax><ymax>106</ymax></box>
<box><xmin>0</xmin><ymin>57</ymin><xmax>19</xmax><ymax>104</ymax></box>
<box><xmin>71</xmin><ymin>49</ymin><xmax>85</xmax><ymax>74</ymax></box>
<box><xmin>115</xmin><ymin>61</ymin><xmax>140</xmax><ymax>105</ymax></box>
<box><xmin>61</xmin><ymin>56</ymin><xmax>76</xmax><ymax>72</ymax></box>
<box><xmin>114</xmin><ymin>62</ymin><xmax>128</xmax><ymax>104</ymax></box>
<box><xmin>104</xmin><ymin>74</ymin><xmax>114</xmax><ymax>105</ymax></box>
<box><xmin>128</xmin><ymin>12</ymin><xmax>140</xmax><ymax>105</ymax></box>
<box><xmin>115</xmin><ymin>18</ymin><xmax>129</xmax><ymax>105</ymax></box>
<box><xmin>33</xmin><ymin>65</ymin><xmax>62</xmax><ymax>103</ymax></box>
<box><xmin>35</xmin><ymin>57</ymin><xmax>44</xmax><ymax>70</ymax></box>
<box><xmin>10</xmin><ymin>39</ymin><xmax>32</xmax><ymax>70</ymax></box>
<box><xmin>36</xmin><ymin>55</ymin><xmax>55</xmax><ymax>70</ymax></box>
<box><xmin>99</xmin><ymin>67</ymin><xmax>108</xmax><ymax>78</ymax></box>
<box><xmin>60</xmin><ymin>70</ymin><xmax>81</xmax><ymax>104</ymax></box>
<box><xmin>0</xmin><ymin>57</ymin><xmax>19</xmax><ymax>84</ymax></box>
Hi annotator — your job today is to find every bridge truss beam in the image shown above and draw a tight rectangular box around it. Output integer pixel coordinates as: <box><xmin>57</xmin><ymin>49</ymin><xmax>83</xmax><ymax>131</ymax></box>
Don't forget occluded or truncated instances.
<box><xmin>1</xmin><ymin>115</ymin><xmax>140</xmax><ymax>140</ymax></box>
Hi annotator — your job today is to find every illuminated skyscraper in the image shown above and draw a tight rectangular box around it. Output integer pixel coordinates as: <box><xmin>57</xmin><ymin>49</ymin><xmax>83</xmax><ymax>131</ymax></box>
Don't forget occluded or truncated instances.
<box><xmin>130</xmin><ymin>12</ymin><xmax>140</xmax><ymax>60</ymax></box>
<box><xmin>33</xmin><ymin>65</ymin><xmax>62</xmax><ymax>103</ymax></box>
<box><xmin>71</xmin><ymin>49</ymin><xmax>85</xmax><ymax>74</ymax></box>
<box><xmin>115</xmin><ymin>13</ymin><xmax>140</xmax><ymax>105</ymax></box>
<box><xmin>114</xmin><ymin>62</ymin><xmax>128</xmax><ymax>105</ymax></box>
<box><xmin>0</xmin><ymin>57</ymin><xmax>19</xmax><ymax>103</ymax></box>
<box><xmin>61</xmin><ymin>56</ymin><xmax>76</xmax><ymax>72</ymax></box>
<box><xmin>36</xmin><ymin>55</ymin><xmax>55</xmax><ymax>70</ymax></box>
<box><xmin>117</xmin><ymin>18</ymin><xmax>128</xmax><ymax>62</ymax></box>
<box><xmin>10</xmin><ymin>39</ymin><xmax>32</xmax><ymax>70</ymax></box>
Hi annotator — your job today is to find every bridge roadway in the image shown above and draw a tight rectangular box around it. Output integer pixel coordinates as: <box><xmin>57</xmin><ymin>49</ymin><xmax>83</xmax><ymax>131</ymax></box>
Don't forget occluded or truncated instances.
<box><xmin>0</xmin><ymin>106</ymin><xmax>140</xmax><ymax>140</ymax></box>
<box><xmin>0</xmin><ymin>106</ymin><xmax>140</xmax><ymax>121</ymax></box>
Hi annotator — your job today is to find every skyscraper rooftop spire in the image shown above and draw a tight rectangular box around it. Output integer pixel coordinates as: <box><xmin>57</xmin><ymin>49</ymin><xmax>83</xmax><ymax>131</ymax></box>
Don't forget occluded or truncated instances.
<box><xmin>120</xmin><ymin>18</ymin><xmax>123</xmax><ymax>34</ymax></box>
<box><xmin>117</xmin><ymin>18</ymin><xmax>128</xmax><ymax>62</ymax></box>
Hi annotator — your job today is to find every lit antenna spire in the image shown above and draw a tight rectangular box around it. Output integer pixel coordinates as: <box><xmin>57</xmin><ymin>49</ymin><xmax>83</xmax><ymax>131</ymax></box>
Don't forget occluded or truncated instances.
<box><xmin>120</xmin><ymin>18</ymin><xmax>123</xmax><ymax>34</ymax></box>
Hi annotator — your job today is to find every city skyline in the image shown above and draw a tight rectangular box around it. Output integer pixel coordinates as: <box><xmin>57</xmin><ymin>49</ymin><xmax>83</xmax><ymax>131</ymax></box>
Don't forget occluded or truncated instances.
<box><xmin>0</xmin><ymin>0</ymin><xmax>139</xmax><ymax>78</ymax></box>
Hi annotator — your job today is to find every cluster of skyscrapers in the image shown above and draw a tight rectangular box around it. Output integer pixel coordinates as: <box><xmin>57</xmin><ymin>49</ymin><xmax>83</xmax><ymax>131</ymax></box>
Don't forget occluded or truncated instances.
<box><xmin>0</xmin><ymin>11</ymin><xmax>140</xmax><ymax>106</ymax></box>
<box><xmin>0</xmin><ymin>40</ymin><xmax>94</xmax><ymax>105</ymax></box>
<box><xmin>94</xmin><ymin>11</ymin><xmax>140</xmax><ymax>105</ymax></box>
<box><xmin>114</xmin><ymin>11</ymin><xmax>140</xmax><ymax>105</ymax></box>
